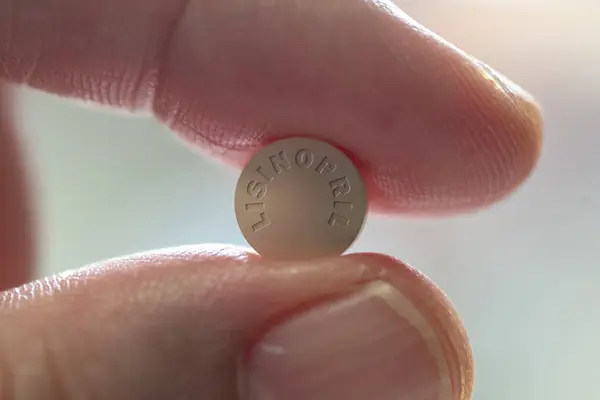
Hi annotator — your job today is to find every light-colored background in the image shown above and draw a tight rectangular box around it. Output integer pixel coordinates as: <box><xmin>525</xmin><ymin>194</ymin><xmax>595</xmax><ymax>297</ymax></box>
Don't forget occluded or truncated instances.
<box><xmin>14</xmin><ymin>4</ymin><xmax>599</xmax><ymax>400</ymax></box>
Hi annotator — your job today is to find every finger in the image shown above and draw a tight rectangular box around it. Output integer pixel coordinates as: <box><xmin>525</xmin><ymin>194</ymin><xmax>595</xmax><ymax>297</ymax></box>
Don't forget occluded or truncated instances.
<box><xmin>0</xmin><ymin>245</ymin><xmax>473</xmax><ymax>400</ymax></box>
<box><xmin>0</xmin><ymin>0</ymin><xmax>541</xmax><ymax>213</ymax></box>
<box><xmin>0</xmin><ymin>84</ymin><xmax>34</xmax><ymax>291</ymax></box>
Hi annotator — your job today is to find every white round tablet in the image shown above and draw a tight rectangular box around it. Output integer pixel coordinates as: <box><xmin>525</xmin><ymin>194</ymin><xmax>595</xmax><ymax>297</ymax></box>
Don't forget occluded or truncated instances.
<box><xmin>234</xmin><ymin>137</ymin><xmax>367</xmax><ymax>261</ymax></box>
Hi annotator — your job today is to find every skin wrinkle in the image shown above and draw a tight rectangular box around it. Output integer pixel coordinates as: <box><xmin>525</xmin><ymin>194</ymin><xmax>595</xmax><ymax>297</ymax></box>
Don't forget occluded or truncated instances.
<box><xmin>122</xmin><ymin>0</ymin><xmax>191</xmax><ymax>110</ymax></box>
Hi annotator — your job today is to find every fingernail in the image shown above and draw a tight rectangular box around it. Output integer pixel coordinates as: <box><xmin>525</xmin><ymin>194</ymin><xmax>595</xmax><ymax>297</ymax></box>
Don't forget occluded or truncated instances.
<box><xmin>244</xmin><ymin>281</ymin><xmax>453</xmax><ymax>400</ymax></box>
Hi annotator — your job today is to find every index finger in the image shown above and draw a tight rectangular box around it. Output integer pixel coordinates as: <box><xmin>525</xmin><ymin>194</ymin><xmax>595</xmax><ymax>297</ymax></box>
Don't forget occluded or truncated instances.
<box><xmin>0</xmin><ymin>0</ymin><xmax>542</xmax><ymax>213</ymax></box>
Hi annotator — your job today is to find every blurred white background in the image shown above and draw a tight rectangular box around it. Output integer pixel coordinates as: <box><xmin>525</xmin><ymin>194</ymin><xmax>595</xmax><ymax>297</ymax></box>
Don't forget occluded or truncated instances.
<box><xmin>14</xmin><ymin>3</ymin><xmax>599</xmax><ymax>400</ymax></box>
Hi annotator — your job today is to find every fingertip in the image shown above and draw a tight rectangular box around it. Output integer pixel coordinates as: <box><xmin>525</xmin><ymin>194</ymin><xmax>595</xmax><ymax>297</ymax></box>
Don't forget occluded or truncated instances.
<box><xmin>347</xmin><ymin>252</ymin><xmax>474</xmax><ymax>399</ymax></box>
<box><xmin>359</xmin><ymin>29</ymin><xmax>544</xmax><ymax>213</ymax></box>
<box><xmin>245</xmin><ymin>252</ymin><xmax>474</xmax><ymax>400</ymax></box>
<box><xmin>463</xmin><ymin>61</ymin><xmax>543</xmax><ymax>207</ymax></box>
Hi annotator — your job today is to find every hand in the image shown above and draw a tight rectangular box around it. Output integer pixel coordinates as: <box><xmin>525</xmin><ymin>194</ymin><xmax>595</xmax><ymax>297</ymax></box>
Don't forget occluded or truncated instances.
<box><xmin>0</xmin><ymin>1</ymin><xmax>541</xmax><ymax>399</ymax></box>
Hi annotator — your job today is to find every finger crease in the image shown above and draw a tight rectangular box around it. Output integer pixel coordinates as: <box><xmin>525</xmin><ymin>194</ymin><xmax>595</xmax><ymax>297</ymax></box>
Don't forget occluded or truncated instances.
<box><xmin>150</xmin><ymin>0</ymin><xmax>192</xmax><ymax>112</ymax></box>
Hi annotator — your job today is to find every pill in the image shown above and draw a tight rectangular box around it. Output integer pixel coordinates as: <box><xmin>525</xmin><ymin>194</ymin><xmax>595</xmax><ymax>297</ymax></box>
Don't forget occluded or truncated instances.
<box><xmin>234</xmin><ymin>137</ymin><xmax>367</xmax><ymax>261</ymax></box>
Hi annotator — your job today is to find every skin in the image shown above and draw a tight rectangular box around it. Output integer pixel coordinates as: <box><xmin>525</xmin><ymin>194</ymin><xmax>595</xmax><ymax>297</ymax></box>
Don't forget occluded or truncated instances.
<box><xmin>0</xmin><ymin>0</ymin><xmax>542</xmax><ymax>399</ymax></box>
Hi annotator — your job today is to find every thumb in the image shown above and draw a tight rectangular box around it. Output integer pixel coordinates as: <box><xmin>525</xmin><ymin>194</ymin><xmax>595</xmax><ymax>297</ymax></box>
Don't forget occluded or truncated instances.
<box><xmin>0</xmin><ymin>245</ymin><xmax>473</xmax><ymax>400</ymax></box>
